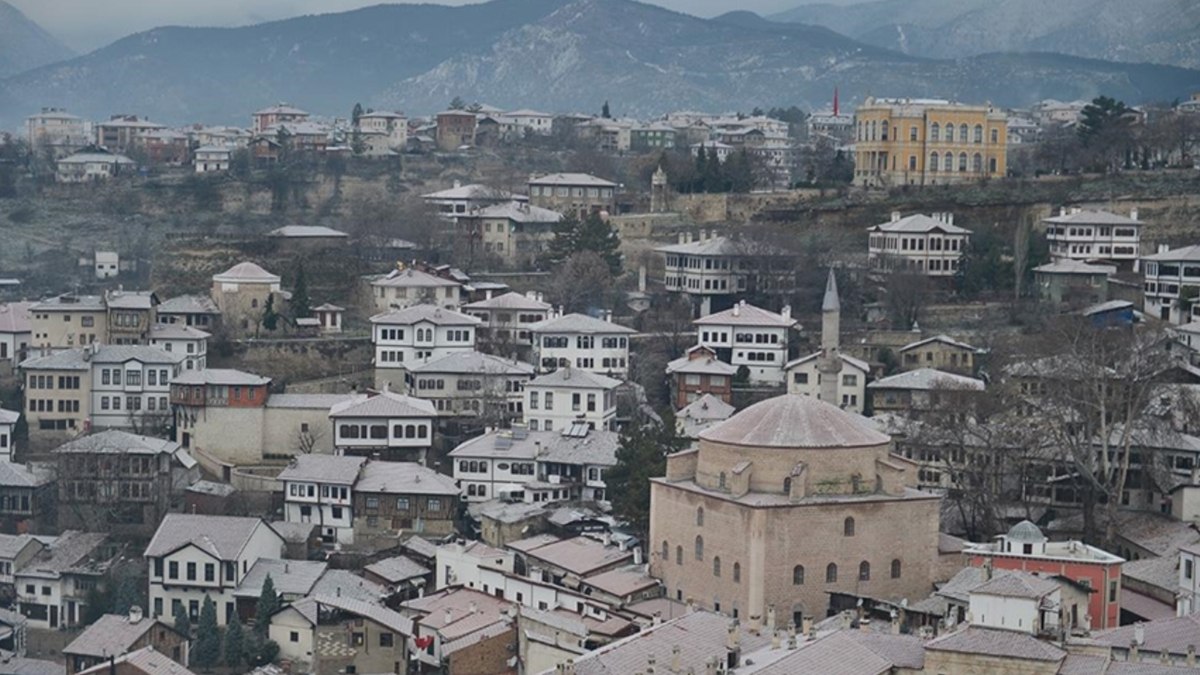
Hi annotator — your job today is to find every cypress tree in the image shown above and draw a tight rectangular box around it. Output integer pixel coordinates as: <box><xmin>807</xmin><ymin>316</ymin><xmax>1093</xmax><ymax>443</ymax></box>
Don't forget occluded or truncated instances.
<box><xmin>224</xmin><ymin>612</ymin><xmax>247</xmax><ymax>668</ymax></box>
<box><xmin>291</xmin><ymin>263</ymin><xmax>311</xmax><ymax>320</ymax></box>
<box><xmin>255</xmin><ymin>575</ymin><xmax>281</xmax><ymax>637</ymax></box>
<box><xmin>193</xmin><ymin>595</ymin><xmax>222</xmax><ymax>670</ymax></box>
<box><xmin>173</xmin><ymin>603</ymin><xmax>191</xmax><ymax>638</ymax></box>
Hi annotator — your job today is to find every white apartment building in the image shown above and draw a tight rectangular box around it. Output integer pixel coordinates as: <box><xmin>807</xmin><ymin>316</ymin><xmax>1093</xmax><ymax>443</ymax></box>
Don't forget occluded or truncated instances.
<box><xmin>25</xmin><ymin>108</ymin><xmax>88</xmax><ymax>156</ymax></box>
<box><xmin>504</xmin><ymin>110</ymin><xmax>554</xmax><ymax>135</ymax></box>
<box><xmin>0</xmin><ymin>408</ymin><xmax>16</xmax><ymax>462</ymax></box>
<box><xmin>529</xmin><ymin>313</ymin><xmax>635</xmax><ymax>378</ymax></box>
<box><xmin>1141</xmin><ymin>244</ymin><xmax>1200</xmax><ymax>324</ymax></box>
<box><xmin>462</xmin><ymin>292</ymin><xmax>551</xmax><ymax>351</ymax></box>
<box><xmin>524</xmin><ymin>368</ymin><xmax>619</xmax><ymax>432</ymax></box>
<box><xmin>867</xmin><ymin>212</ymin><xmax>972</xmax><ymax>277</ymax></box>
<box><xmin>421</xmin><ymin>182</ymin><xmax>526</xmax><ymax>219</ymax></box>
<box><xmin>405</xmin><ymin>351</ymin><xmax>533</xmax><ymax>420</ymax></box>
<box><xmin>145</xmin><ymin>514</ymin><xmax>285</xmax><ymax>626</ymax></box>
<box><xmin>449</xmin><ymin>425</ymin><xmax>619</xmax><ymax>504</ymax></box>
<box><xmin>90</xmin><ymin>346</ymin><xmax>184</xmax><ymax>430</ymax></box>
<box><xmin>1177</xmin><ymin>543</ymin><xmax>1200</xmax><ymax>615</ymax></box>
<box><xmin>784</xmin><ymin>353</ymin><xmax>869</xmax><ymax>413</ymax></box>
<box><xmin>328</xmin><ymin>390</ymin><xmax>437</xmax><ymax>463</ymax></box>
<box><xmin>0</xmin><ymin>302</ymin><xmax>33</xmax><ymax>366</ymax></box>
<box><xmin>693</xmin><ymin>300</ymin><xmax>796</xmax><ymax>385</ymax></box>
<box><xmin>148</xmin><ymin>323</ymin><xmax>209</xmax><ymax>371</ymax></box>
<box><xmin>193</xmin><ymin>145</ymin><xmax>232</xmax><ymax>173</ymax></box>
<box><xmin>277</xmin><ymin>454</ymin><xmax>367</xmax><ymax>545</ymax></box>
<box><xmin>1044</xmin><ymin>207</ymin><xmax>1141</xmax><ymax>267</ymax></box>
<box><xmin>357</xmin><ymin>111</ymin><xmax>408</xmax><ymax>149</ymax></box>
<box><xmin>371</xmin><ymin>305</ymin><xmax>480</xmax><ymax>389</ymax></box>
<box><xmin>366</xmin><ymin>267</ymin><xmax>462</xmax><ymax>313</ymax></box>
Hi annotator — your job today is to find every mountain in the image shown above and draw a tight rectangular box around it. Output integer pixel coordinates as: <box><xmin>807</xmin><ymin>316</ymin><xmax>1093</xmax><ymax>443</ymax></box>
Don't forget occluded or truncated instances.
<box><xmin>1</xmin><ymin>0</ymin><xmax>1199</xmax><ymax>128</ymax></box>
<box><xmin>0</xmin><ymin>1</ymin><xmax>75</xmax><ymax>78</ymax></box>
<box><xmin>772</xmin><ymin>0</ymin><xmax>1200</xmax><ymax>69</ymax></box>
<box><xmin>0</xmin><ymin>0</ymin><xmax>564</xmax><ymax>126</ymax></box>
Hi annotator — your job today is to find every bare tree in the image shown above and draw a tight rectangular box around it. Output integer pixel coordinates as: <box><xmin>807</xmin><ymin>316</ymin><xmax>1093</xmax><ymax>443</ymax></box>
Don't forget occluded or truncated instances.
<box><xmin>296</xmin><ymin>426</ymin><xmax>326</xmax><ymax>454</ymax></box>
<box><xmin>883</xmin><ymin>265</ymin><xmax>930</xmax><ymax>329</ymax></box>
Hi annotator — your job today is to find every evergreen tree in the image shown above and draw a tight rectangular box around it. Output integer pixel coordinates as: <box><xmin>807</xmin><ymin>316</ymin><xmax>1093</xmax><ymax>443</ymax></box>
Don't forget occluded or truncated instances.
<box><xmin>291</xmin><ymin>263</ymin><xmax>311</xmax><ymax>320</ymax></box>
<box><xmin>351</xmin><ymin>102</ymin><xmax>364</xmax><ymax>127</ymax></box>
<box><xmin>574</xmin><ymin>212</ymin><xmax>623</xmax><ymax>275</ymax></box>
<box><xmin>601</xmin><ymin>101</ymin><xmax>611</xmax><ymax>119</ymax></box>
<box><xmin>542</xmin><ymin>213</ymin><xmax>581</xmax><ymax>268</ymax></box>
<box><xmin>194</xmin><ymin>595</ymin><xmax>222</xmax><ymax>670</ymax></box>
<box><xmin>608</xmin><ymin>409</ymin><xmax>685</xmax><ymax>535</ymax></box>
<box><xmin>110</xmin><ymin>574</ymin><xmax>143</xmax><ymax>615</ymax></box>
<box><xmin>725</xmin><ymin>150</ymin><xmax>755</xmax><ymax>193</ymax></box>
<box><xmin>693</xmin><ymin>146</ymin><xmax>708</xmax><ymax>193</ymax></box>
<box><xmin>1078</xmin><ymin>96</ymin><xmax>1131</xmax><ymax>144</ymax></box>
<box><xmin>173</xmin><ymin>603</ymin><xmax>191</xmax><ymax>638</ymax></box>
<box><xmin>449</xmin><ymin>96</ymin><xmax>466</xmax><ymax>110</ymax></box>
<box><xmin>701</xmin><ymin>147</ymin><xmax>724</xmax><ymax>193</ymax></box>
<box><xmin>255</xmin><ymin>575</ymin><xmax>281</xmax><ymax>637</ymax></box>
<box><xmin>260</xmin><ymin>294</ymin><xmax>279</xmax><ymax>332</ymax></box>
<box><xmin>224</xmin><ymin>612</ymin><xmax>247</xmax><ymax>668</ymax></box>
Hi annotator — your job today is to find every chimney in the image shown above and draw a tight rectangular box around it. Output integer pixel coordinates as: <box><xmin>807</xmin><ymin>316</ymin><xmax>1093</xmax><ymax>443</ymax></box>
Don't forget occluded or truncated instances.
<box><xmin>468</xmin><ymin>601</ymin><xmax>478</xmax><ymax>614</ymax></box>
<box><xmin>453</xmin><ymin>180</ymin><xmax>461</xmax><ymax>189</ymax></box>
<box><xmin>1188</xmin><ymin>644</ymin><xmax>1196</xmax><ymax>667</ymax></box>
<box><xmin>891</xmin><ymin>211</ymin><xmax>901</xmax><ymax>222</ymax></box>
<box><xmin>1135</xmin><ymin>622</ymin><xmax>1145</xmax><ymax>648</ymax></box>
<box><xmin>780</xmin><ymin>305</ymin><xmax>791</xmax><ymax>321</ymax></box>
<box><xmin>1161</xmin><ymin>649</ymin><xmax>1171</xmax><ymax>665</ymax></box>
<box><xmin>652</xmin><ymin>611</ymin><xmax>663</xmax><ymax>627</ymax></box>
<box><xmin>1131</xmin><ymin>640</ymin><xmax>1140</xmax><ymax>659</ymax></box>
<box><xmin>704</xmin><ymin>657</ymin><xmax>718</xmax><ymax>675</ymax></box>
<box><xmin>733</xmin><ymin>300</ymin><xmax>743</xmax><ymax>317</ymax></box>
<box><xmin>1060</xmin><ymin>206</ymin><xmax>1067</xmax><ymax>217</ymax></box>
<box><xmin>726</xmin><ymin>620</ymin><xmax>741</xmax><ymax>669</ymax></box>
<box><xmin>1130</xmin><ymin>207</ymin><xmax>1139</xmax><ymax>221</ymax></box>
<box><xmin>671</xmin><ymin>645</ymin><xmax>681</xmax><ymax>672</ymax></box>
<box><xmin>445</xmin><ymin>607</ymin><xmax>454</xmax><ymax>625</ymax></box>
<box><xmin>801</xmin><ymin>616</ymin><xmax>812</xmax><ymax>637</ymax></box>
<box><xmin>983</xmin><ymin>558</ymin><xmax>993</xmax><ymax>581</ymax></box>
<box><xmin>767</xmin><ymin>605</ymin><xmax>776</xmax><ymax>635</ymax></box>
<box><xmin>128</xmin><ymin>605</ymin><xmax>143</xmax><ymax>624</ymax></box>
<box><xmin>633</xmin><ymin>546</ymin><xmax>643</xmax><ymax>565</ymax></box>
<box><xmin>562</xmin><ymin>659</ymin><xmax>575</xmax><ymax>675</ymax></box>
<box><xmin>677</xmin><ymin>232</ymin><xmax>686</xmax><ymax>245</ymax></box>
<box><xmin>604</xmin><ymin>310</ymin><xmax>613</xmax><ymax>323</ymax></box>
<box><xmin>647</xmin><ymin>653</ymin><xmax>656</xmax><ymax>673</ymax></box>
<box><xmin>638</xmin><ymin>265</ymin><xmax>647</xmax><ymax>293</ymax></box>
<box><xmin>945</xmin><ymin>213</ymin><xmax>954</xmax><ymax>227</ymax></box>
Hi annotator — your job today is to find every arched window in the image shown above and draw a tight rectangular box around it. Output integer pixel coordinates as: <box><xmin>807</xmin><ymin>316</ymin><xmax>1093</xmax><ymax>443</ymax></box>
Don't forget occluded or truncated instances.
<box><xmin>881</xmin><ymin>120</ymin><xmax>889</xmax><ymax>141</ymax></box>
<box><xmin>694</xmin><ymin>535</ymin><xmax>704</xmax><ymax>561</ymax></box>
<box><xmin>870</xmin><ymin>120</ymin><xmax>877</xmax><ymax>140</ymax></box>
<box><xmin>251</xmin><ymin>298</ymin><xmax>259</xmax><ymax>308</ymax></box>
<box><xmin>844</xmin><ymin>517</ymin><xmax>855</xmax><ymax>537</ymax></box>
<box><xmin>930</xmin><ymin>122</ymin><xmax>940</xmax><ymax>141</ymax></box>
<box><xmin>859</xmin><ymin>561</ymin><xmax>871</xmax><ymax>581</ymax></box>
<box><xmin>991</xmin><ymin>128</ymin><xmax>999</xmax><ymax>144</ymax></box>
<box><xmin>696</xmin><ymin>507</ymin><xmax>704</xmax><ymax>527</ymax></box>
<box><xmin>958</xmin><ymin>152</ymin><xmax>968</xmax><ymax>172</ymax></box>
<box><xmin>826</xmin><ymin>563</ymin><xmax>838</xmax><ymax>583</ymax></box>
<box><xmin>891</xmin><ymin>559</ymin><xmax>902</xmax><ymax>579</ymax></box>
<box><xmin>713</xmin><ymin>557</ymin><xmax>721</xmax><ymax>577</ymax></box>
<box><xmin>782</xmin><ymin>477</ymin><xmax>791</xmax><ymax>495</ymax></box>
<box><xmin>662</xmin><ymin>541</ymin><xmax>669</xmax><ymax>561</ymax></box>
<box><xmin>959</xmin><ymin>124</ymin><xmax>969</xmax><ymax>142</ymax></box>
<box><xmin>944</xmin><ymin>124</ymin><xmax>953</xmax><ymax>142</ymax></box>
<box><xmin>733</xmin><ymin>562</ymin><xmax>741</xmax><ymax>583</ymax></box>
<box><xmin>930</xmin><ymin>152</ymin><xmax>939</xmax><ymax>172</ymax></box>
<box><xmin>974</xmin><ymin>124</ymin><xmax>983</xmax><ymax>143</ymax></box>
<box><xmin>944</xmin><ymin>153</ymin><xmax>954</xmax><ymax>172</ymax></box>
<box><xmin>793</xmin><ymin>565</ymin><xmax>805</xmax><ymax>585</ymax></box>
<box><xmin>972</xmin><ymin>153</ymin><xmax>983</xmax><ymax>172</ymax></box>
<box><xmin>676</xmin><ymin>546</ymin><xmax>683</xmax><ymax>565</ymax></box>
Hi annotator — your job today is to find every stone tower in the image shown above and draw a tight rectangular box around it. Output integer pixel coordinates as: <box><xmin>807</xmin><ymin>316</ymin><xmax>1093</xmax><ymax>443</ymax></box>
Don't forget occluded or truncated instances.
<box><xmin>650</xmin><ymin>164</ymin><xmax>669</xmax><ymax>213</ymax></box>
<box><xmin>817</xmin><ymin>269</ymin><xmax>841</xmax><ymax>405</ymax></box>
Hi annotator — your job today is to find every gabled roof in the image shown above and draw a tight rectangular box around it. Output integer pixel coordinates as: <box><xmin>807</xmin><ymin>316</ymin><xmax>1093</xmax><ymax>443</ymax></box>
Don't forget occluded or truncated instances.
<box><xmin>677</xmin><ymin>393</ymin><xmax>736</xmax><ymax>421</ymax></box>
<box><xmin>58</xmin><ymin>153</ymin><xmax>135</xmax><ymax>165</ymax></box>
<box><xmin>276</xmin><ymin>455</ymin><xmax>366</xmax><ymax>485</ymax></box>
<box><xmin>784</xmin><ymin>351</ymin><xmax>871</xmax><ymax>374</ymax></box>
<box><xmin>925</xmin><ymin>626</ymin><xmax>1064</xmax><ymax>662</ymax></box>
<box><xmin>171</xmin><ymin>368</ymin><xmax>270</xmax><ymax>386</ymax></box>
<box><xmin>149</xmin><ymin>323</ymin><xmax>210</xmax><ymax>341</ymax></box>
<box><xmin>144</xmin><ymin>514</ymin><xmax>277</xmax><ymax>560</ymax></box>
<box><xmin>1043</xmin><ymin>209</ymin><xmax>1139</xmax><ymax>226</ymax></box>
<box><xmin>254</xmin><ymin>104</ymin><xmax>309</xmax><ymax>116</ymax></box>
<box><xmin>364</xmin><ymin>555</ymin><xmax>430</xmax><ymax>584</ymax></box>
<box><xmin>19</xmin><ymin>349</ymin><xmax>90</xmax><ymax>371</ymax></box>
<box><xmin>898</xmin><ymin>334</ymin><xmax>980</xmax><ymax>354</ymax></box>
<box><xmin>665</xmin><ymin>353</ymin><xmax>738</xmax><ymax>376</ymax></box>
<box><xmin>30</xmin><ymin>294</ymin><xmax>105</xmax><ymax>312</ymax></box>
<box><xmin>369</xmin><ymin>268</ymin><xmax>461</xmax><ymax>290</ymax></box>
<box><xmin>0</xmin><ymin>408</ymin><xmax>18</xmax><ymax>425</ymax></box>
<box><xmin>89</xmin><ymin>345</ymin><xmax>185</xmax><ymax>366</ymax></box>
<box><xmin>233</xmin><ymin>558</ymin><xmax>326</xmax><ymax>599</ymax></box>
<box><xmin>693</xmin><ymin>301</ymin><xmax>796</xmax><ymax>328</ymax></box>
<box><xmin>304</xmin><ymin>594</ymin><xmax>413</xmax><ymax>635</ymax></box>
<box><xmin>267</xmin><ymin>225</ymin><xmax>348</xmax><ymax>238</ymax></box>
<box><xmin>354</xmin><ymin>461</ymin><xmax>459</xmax><ymax>495</ymax></box>
<box><xmin>0</xmin><ymin>462</ymin><xmax>51</xmax><ymax>488</ymax></box>
<box><xmin>699</xmin><ymin>393</ymin><xmax>890</xmax><ymax>449</ymax></box>
<box><xmin>328</xmin><ymin>391</ymin><xmax>437</xmax><ymax>418</ymax></box>
<box><xmin>1033</xmin><ymin>259</ymin><xmax>1117</xmax><ymax>275</ymax></box>
<box><xmin>970</xmin><ymin>570</ymin><xmax>1059</xmax><ymax>599</ymax></box>
<box><xmin>406</xmin><ymin>351</ymin><xmax>535</xmax><ymax>376</ymax></box>
<box><xmin>156</xmin><ymin>295</ymin><xmax>219</xmax><ymax>315</ymax></box>
<box><xmin>469</xmin><ymin>202</ymin><xmax>563</xmax><ymax>223</ymax></box>
<box><xmin>76</xmin><ymin>646</ymin><xmax>195</xmax><ymax>675</ymax></box>
<box><xmin>64</xmin><ymin>614</ymin><xmax>181</xmax><ymax>658</ymax></box>
<box><xmin>528</xmin><ymin>367</ymin><xmax>621</xmax><ymax>390</ymax></box>
<box><xmin>0</xmin><ymin>533</ymin><xmax>41</xmax><ymax>559</ymax></box>
<box><xmin>1094</xmin><ymin>613</ymin><xmax>1200</xmax><ymax>654</ymax></box>
<box><xmin>1143</xmin><ymin>245</ymin><xmax>1200</xmax><ymax>263</ymax></box>
<box><xmin>868</xmin><ymin>213</ymin><xmax>971</xmax><ymax>235</ymax></box>
<box><xmin>868</xmin><ymin>368</ymin><xmax>985</xmax><ymax>392</ymax></box>
<box><xmin>528</xmin><ymin>313</ymin><xmax>636</xmax><ymax>335</ymax></box>
<box><xmin>53</xmin><ymin>430</ymin><xmax>180</xmax><ymax>456</ymax></box>
<box><xmin>421</xmin><ymin>183</ymin><xmax>522</xmax><ymax>201</ymax></box>
<box><xmin>527</xmin><ymin>172</ymin><xmax>617</xmax><ymax>187</ymax></box>
<box><xmin>212</xmin><ymin>261</ymin><xmax>279</xmax><ymax>284</ymax></box>
<box><xmin>462</xmin><ymin>292</ymin><xmax>552</xmax><ymax>312</ymax></box>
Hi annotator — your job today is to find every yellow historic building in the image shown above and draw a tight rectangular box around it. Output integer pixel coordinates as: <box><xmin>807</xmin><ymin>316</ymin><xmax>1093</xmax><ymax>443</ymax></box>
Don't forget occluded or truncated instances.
<box><xmin>648</xmin><ymin>394</ymin><xmax>941</xmax><ymax>629</ymax></box>
<box><xmin>854</xmin><ymin>97</ymin><xmax>1007</xmax><ymax>187</ymax></box>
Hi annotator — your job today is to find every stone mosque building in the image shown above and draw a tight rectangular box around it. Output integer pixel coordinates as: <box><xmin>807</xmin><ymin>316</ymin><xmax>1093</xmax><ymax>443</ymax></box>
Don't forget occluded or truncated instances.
<box><xmin>648</xmin><ymin>390</ymin><xmax>942</xmax><ymax>629</ymax></box>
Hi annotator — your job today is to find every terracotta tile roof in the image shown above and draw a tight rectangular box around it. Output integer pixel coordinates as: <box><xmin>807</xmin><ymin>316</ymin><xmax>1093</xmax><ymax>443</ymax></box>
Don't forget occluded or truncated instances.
<box><xmin>926</xmin><ymin>626</ymin><xmax>1065</xmax><ymax>662</ymax></box>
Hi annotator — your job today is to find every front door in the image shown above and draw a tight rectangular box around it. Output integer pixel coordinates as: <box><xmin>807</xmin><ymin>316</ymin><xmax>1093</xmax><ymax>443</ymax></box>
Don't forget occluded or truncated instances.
<box><xmin>49</xmin><ymin>605</ymin><xmax>57</xmax><ymax>629</ymax></box>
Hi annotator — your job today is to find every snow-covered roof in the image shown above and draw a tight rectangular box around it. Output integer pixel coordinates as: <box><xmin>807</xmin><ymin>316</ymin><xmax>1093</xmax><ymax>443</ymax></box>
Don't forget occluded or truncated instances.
<box><xmin>693</xmin><ymin>301</ymin><xmax>795</xmax><ymax>328</ymax></box>
<box><xmin>369</xmin><ymin>304</ymin><xmax>479</xmax><ymax>326</ymax></box>
<box><xmin>868</xmin><ymin>368</ymin><xmax>985</xmax><ymax>392</ymax></box>
<box><xmin>528</xmin><ymin>313</ymin><xmax>635</xmax><ymax>335</ymax></box>
<box><xmin>868</xmin><ymin>214</ymin><xmax>971</xmax><ymax>235</ymax></box>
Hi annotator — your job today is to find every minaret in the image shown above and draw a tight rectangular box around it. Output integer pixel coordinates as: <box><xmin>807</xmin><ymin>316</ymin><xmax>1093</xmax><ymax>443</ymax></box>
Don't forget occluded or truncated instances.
<box><xmin>650</xmin><ymin>164</ymin><xmax>669</xmax><ymax>213</ymax></box>
<box><xmin>817</xmin><ymin>269</ymin><xmax>842</xmax><ymax>405</ymax></box>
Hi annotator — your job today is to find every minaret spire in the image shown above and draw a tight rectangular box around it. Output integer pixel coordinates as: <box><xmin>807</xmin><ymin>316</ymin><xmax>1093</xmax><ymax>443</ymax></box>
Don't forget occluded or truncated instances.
<box><xmin>818</xmin><ymin>269</ymin><xmax>842</xmax><ymax>405</ymax></box>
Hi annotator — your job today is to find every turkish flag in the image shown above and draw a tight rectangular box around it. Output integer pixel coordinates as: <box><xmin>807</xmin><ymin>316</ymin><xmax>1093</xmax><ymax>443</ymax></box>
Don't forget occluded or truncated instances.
<box><xmin>414</xmin><ymin>634</ymin><xmax>434</xmax><ymax>649</ymax></box>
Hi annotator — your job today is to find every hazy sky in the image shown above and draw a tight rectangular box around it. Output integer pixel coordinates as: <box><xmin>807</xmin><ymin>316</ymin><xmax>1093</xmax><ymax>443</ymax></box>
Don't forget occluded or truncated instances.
<box><xmin>10</xmin><ymin>0</ymin><xmax>832</xmax><ymax>53</ymax></box>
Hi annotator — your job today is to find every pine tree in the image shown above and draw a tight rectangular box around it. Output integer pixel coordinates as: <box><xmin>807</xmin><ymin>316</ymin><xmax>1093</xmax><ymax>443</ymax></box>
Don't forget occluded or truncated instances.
<box><xmin>260</xmin><ymin>294</ymin><xmax>279</xmax><ymax>332</ymax></box>
<box><xmin>255</xmin><ymin>575</ymin><xmax>281</xmax><ymax>637</ymax></box>
<box><xmin>291</xmin><ymin>263</ymin><xmax>311</xmax><ymax>320</ymax></box>
<box><xmin>351</xmin><ymin>102</ymin><xmax>364</xmax><ymax>127</ymax></box>
<box><xmin>693</xmin><ymin>146</ymin><xmax>708</xmax><ymax>193</ymax></box>
<box><xmin>173</xmin><ymin>603</ymin><xmax>191</xmax><ymax>638</ymax></box>
<box><xmin>449</xmin><ymin>96</ymin><xmax>466</xmax><ymax>110</ymax></box>
<box><xmin>608</xmin><ymin>409</ymin><xmax>685</xmax><ymax>535</ymax></box>
<box><xmin>110</xmin><ymin>574</ymin><xmax>142</xmax><ymax>615</ymax></box>
<box><xmin>601</xmin><ymin>101</ymin><xmax>611</xmax><ymax>119</ymax></box>
<box><xmin>573</xmin><ymin>212</ymin><xmax>623</xmax><ymax>276</ymax></box>
<box><xmin>542</xmin><ymin>213</ymin><xmax>581</xmax><ymax>268</ymax></box>
<box><xmin>224</xmin><ymin>612</ymin><xmax>247</xmax><ymax>668</ymax></box>
<box><xmin>194</xmin><ymin>595</ymin><xmax>222</xmax><ymax>670</ymax></box>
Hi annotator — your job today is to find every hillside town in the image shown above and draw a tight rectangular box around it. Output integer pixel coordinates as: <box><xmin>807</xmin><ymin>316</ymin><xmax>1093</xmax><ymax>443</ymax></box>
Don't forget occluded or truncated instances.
<box><xmin>0</xmin><ymin>7</ymin><xmax>1200</xmax><ymax>674</ymax></box>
